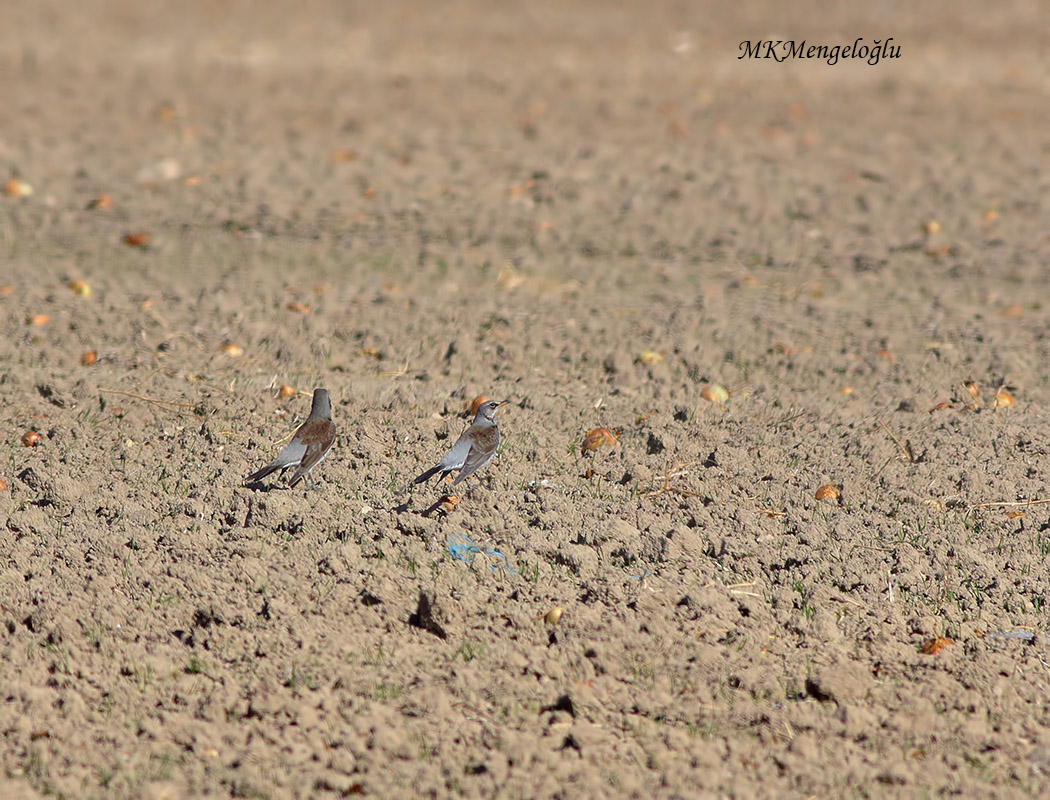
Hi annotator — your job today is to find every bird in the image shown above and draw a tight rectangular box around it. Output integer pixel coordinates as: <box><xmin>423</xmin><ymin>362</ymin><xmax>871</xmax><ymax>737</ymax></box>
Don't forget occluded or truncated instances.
<box><xmin>415</xmin><ymin>400</ymin><xmax>508</xmax><ymax>487</ymax></box>
<box><xmin>245</xmin><ymin>388</ymin><xmax>336</xmax><ymax>489</ymax></box>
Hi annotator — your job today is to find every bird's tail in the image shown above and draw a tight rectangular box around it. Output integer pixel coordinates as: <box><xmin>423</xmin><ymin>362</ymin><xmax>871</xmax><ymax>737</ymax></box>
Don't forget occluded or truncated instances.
<box><xmin>245</xmin><ymin>463</ymin><xmax>280</xmax><ymax>484</ymax></box>
<box><xmin>414</xmin><ymin>465</ymin><xmax>444</xmax><ymax>484</ymax></box>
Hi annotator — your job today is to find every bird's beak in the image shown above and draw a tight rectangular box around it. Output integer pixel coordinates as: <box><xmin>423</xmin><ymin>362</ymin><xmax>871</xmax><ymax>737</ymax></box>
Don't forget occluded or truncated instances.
<box><xmin>496</xmin><ymin>401</ymin><xmax>510</xmax><ymax>407</ymax></box>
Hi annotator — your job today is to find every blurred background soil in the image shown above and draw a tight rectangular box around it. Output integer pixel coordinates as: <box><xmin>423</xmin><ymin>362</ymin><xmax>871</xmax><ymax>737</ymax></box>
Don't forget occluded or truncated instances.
<box><xmin>2</xmin><ymin>1</ymin><xmax>1050</xmax><ymax>797</ymax></box>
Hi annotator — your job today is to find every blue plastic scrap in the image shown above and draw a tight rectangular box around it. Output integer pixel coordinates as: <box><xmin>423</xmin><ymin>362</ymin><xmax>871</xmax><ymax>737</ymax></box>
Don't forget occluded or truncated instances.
<box><xmin>988</xmin><ymin>628</ymin><xmax>1048</xmax><ymax>643</ymax></box>
<box><xmin>447</xmin><ymin>532</ymin><xmax>519</xmax><ymax>574</ymax></box>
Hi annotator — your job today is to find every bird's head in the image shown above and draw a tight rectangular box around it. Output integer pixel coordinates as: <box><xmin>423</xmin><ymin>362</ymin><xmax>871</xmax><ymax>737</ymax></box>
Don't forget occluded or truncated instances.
<box><xmin>476</xmin><ymin>400</ymin><xmax>508</xmax><ymax>422</ymax></box>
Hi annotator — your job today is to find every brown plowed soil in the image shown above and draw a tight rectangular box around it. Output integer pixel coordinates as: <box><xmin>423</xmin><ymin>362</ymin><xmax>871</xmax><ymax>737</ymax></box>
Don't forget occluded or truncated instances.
<box><xmin>3</xmin><ymin>2</ymin><xmax>1050</xmax><ymax>797</ymax></box>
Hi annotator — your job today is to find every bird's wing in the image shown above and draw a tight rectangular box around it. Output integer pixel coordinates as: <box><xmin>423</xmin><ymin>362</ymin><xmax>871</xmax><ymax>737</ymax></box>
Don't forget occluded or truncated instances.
<box><xmin>298</xmin><ymin>423</ymin><xmax>335</xmax><ymax>472</ymax></box>
<box><xmin>452</xmin><ymin>429</ymin><xmax>498</xmax><ymax>485</ymax></box>
<box><xmin>245</xmin><ymin>438</ymin><xmax>307</xmax><ymax>483</ymax></box>
<box><xmin>437</xmin><ymin>433</ymin><xmax>473</xmax><ymax>471</ymax></box>
<box><xmin>270</xmin><ymin>439</ymin><xmax>308</xmax><ymax>469</ymax></box>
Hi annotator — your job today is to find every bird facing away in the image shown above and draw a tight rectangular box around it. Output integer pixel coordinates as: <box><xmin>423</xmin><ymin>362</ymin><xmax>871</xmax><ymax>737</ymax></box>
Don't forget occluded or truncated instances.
<box><xmin>415</xmin><ymin>400</ymin><xmax>508</xmax><ymax>487</ymax></box>
<box><xmin>245</xmin><ymin>388</ymin><xmax>336</xmax><ymax>489</ymax></box>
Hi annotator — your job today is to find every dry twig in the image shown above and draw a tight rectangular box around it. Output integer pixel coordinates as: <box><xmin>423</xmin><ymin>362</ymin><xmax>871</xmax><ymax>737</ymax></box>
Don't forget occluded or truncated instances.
<box><xmin>643</xmin><ymin>461</ymin><xmax>702</xmax><ymax>498</ymax></box>
<box><xmin>877</xmin><ymin>418</ymin><xmax>915</xmax><ymax>462</ymax></box>
<box><xmin>100</xmin><ymin>388</ymin><xmax>198</xmax><ymax>409</ymax></box>
<box><xmin>967</xmin><ymin>498</ymin><xmax>1050</xmax><ymax>512</ymax></box>
<box><xmin>378</xmin><ymin>359</ymin><xmax>410</xmax><ymax>378</ymax></box>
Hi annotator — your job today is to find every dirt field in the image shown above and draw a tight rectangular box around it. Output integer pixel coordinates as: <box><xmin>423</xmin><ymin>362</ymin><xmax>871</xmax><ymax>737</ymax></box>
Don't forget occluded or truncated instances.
<box><xmin>3</xmin><ymin>1</ymin><xmax>1050</xmax><ymax>797</ymax></box>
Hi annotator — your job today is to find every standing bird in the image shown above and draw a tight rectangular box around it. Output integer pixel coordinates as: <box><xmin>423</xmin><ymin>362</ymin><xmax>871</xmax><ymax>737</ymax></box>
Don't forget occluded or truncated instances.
<box><xmin>415</xmin><ymin>400</ymin><xmax>508</xmax><ymax>487</ymax></box>
<box><xmin>245</xmin><ymin>388</ymin><xmax>336</xmax><ymax>489</ymax></box>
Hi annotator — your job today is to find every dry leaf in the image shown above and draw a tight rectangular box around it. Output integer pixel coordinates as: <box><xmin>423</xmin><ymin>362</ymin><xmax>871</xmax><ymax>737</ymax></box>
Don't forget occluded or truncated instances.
<box><xmin>542</xmin><ymin>607</ymin><xmax>564</xmax><ymax>625</ymax></box>
<box><xmin>1004</xmin><ymin>511</ymin><xmax>1025</xmax><ymax>519</ymax></box>
<box><xmin>983</xmin><ymin>209</ymin><xmax>999</xmax><ymax>222</ymax></box>
<box><xmin>136</xmin><ymin>157</ymin><xmax>180</xmax><ymax>184</ymax></box>
<box><xmin>840</xmin><ymin>386</ymin><xmax>854</xmax><ymax>395</ymax></box>
<box><xmin>220</xmin><ymin>342</ymin><xmax>243</xmax><ymax>357</ymax></box>
<box><xmin>964</xmin><ymin>381</ymin><xmax>979</xmax><ymax>398</ymax></box>
<box><xmin>286</xmin><ymin>301</ymin><xmax>312</xmax><ymax>314</ymax></box>
<box><xmin>468</xmin><ymin>396</ymin><xmax>491</xmax><ymax>416</ymax></box>
<box><xmin>330</xmin><ymin>148</ymin><xmax>358</xmax><ymax>164</ymax></box>
<box><xmin>277</xmin><ymin>384</ymin><xmax>296</xmax><ymax>399</ymax></box>
<box><xmin>923</xmin><ymin>220</ymin><xmax>942</xmax><ymax>235</ymax></box>
<box><xmin>507</xmin><ymin>181</ymin><xmax>537</xmax><ymax>198</ymax></box>
<box><xmin>582</xmin><ymin>427</ymin><xmax>619</xmax><ymax>453</ymax></box>
<box><xmin>1003</xmin><ymin>304</ymin><xmax>1023</xmax><ymax>317</ymax></box>
<box><xmin>992</xmin><ymin>389</ymin><xmax>1014</xmax><ymax>408</ymax></box>
<box><xmin>86</xmin><ymin>195</ymin><xmax>112</xmax><ymax>210</ymax></box>
<box><xmin>80</xmin><ymin>351</ymin><xmax>97</xmax><ymax>366</ymax></box>
<box><xmin>4</xmin><ymin>177</ymin><xmax>33</xmax><ymax>198</ymax></box>
<box><xmin>667</xmin><ymin>118</ymin><xmax>688</xmax><ymax>139</ymax></box>
<box><xmin>123</xmin><ymin>233</ymin><xmax>150</xmax><ymax>248</ymax></box>
<box><xmin>496</xmin><ymin>263</ymin><xmax>526</xmax><ymax>291</ymax></box>
<box><xmin>876</xmin><ymin>349</ymin><xmax>892</xmax><ymax>359</ymax></box>
<box><xmin>815</xmin><ymin>484</ymin><xmax>841</xmax><ymax>502</ymax></box>
<box><xmin>929</xmin><ymin>402</ymin><xmax>955</xmax><ymax>413</ymax></box>
<box><xmin>0</xmin><ymin>478</ymin><xmax>7</xmax><ymax>492</ymax></box>
<box><xmin>21</xmin><ymin>431</ymin><xmax>42</xmax><ymax>447</ymax></box>
<box><xmin>637</xmin><ymin>351</ymin><xmax>665</xmax><ymax>365</ymax></box>
<box><xmin>920</xmin><ymin>636</ymin><xmax>954</xmax><ymax>655</ymax></box>
<box><xmin>440</xmin><ymin>494</ymin><xmax>461</xmax><ymax>513</ymax></box>
<box><xmin>28</xmin><ymin>314</ymin><xmax>50</xmax><ymax>326</ymax></box>
<box><xmin>68</xmin><ymin>279</ymin><xmax>92</xmax><ymax>297</ymax></box>
<box><xmin>700</xmin><ymin>383</ymin><xmax>729</xmax><ymax>404</ymax></box>
<box><xmin>0</xmin><ymin>285</ymin><xmax>12</xmax><ymax>295</ymax></box>
<box><xmin>358</xmin><ymin>347</ymin><xmax>381</xmax><ymax>359</ymax></box>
